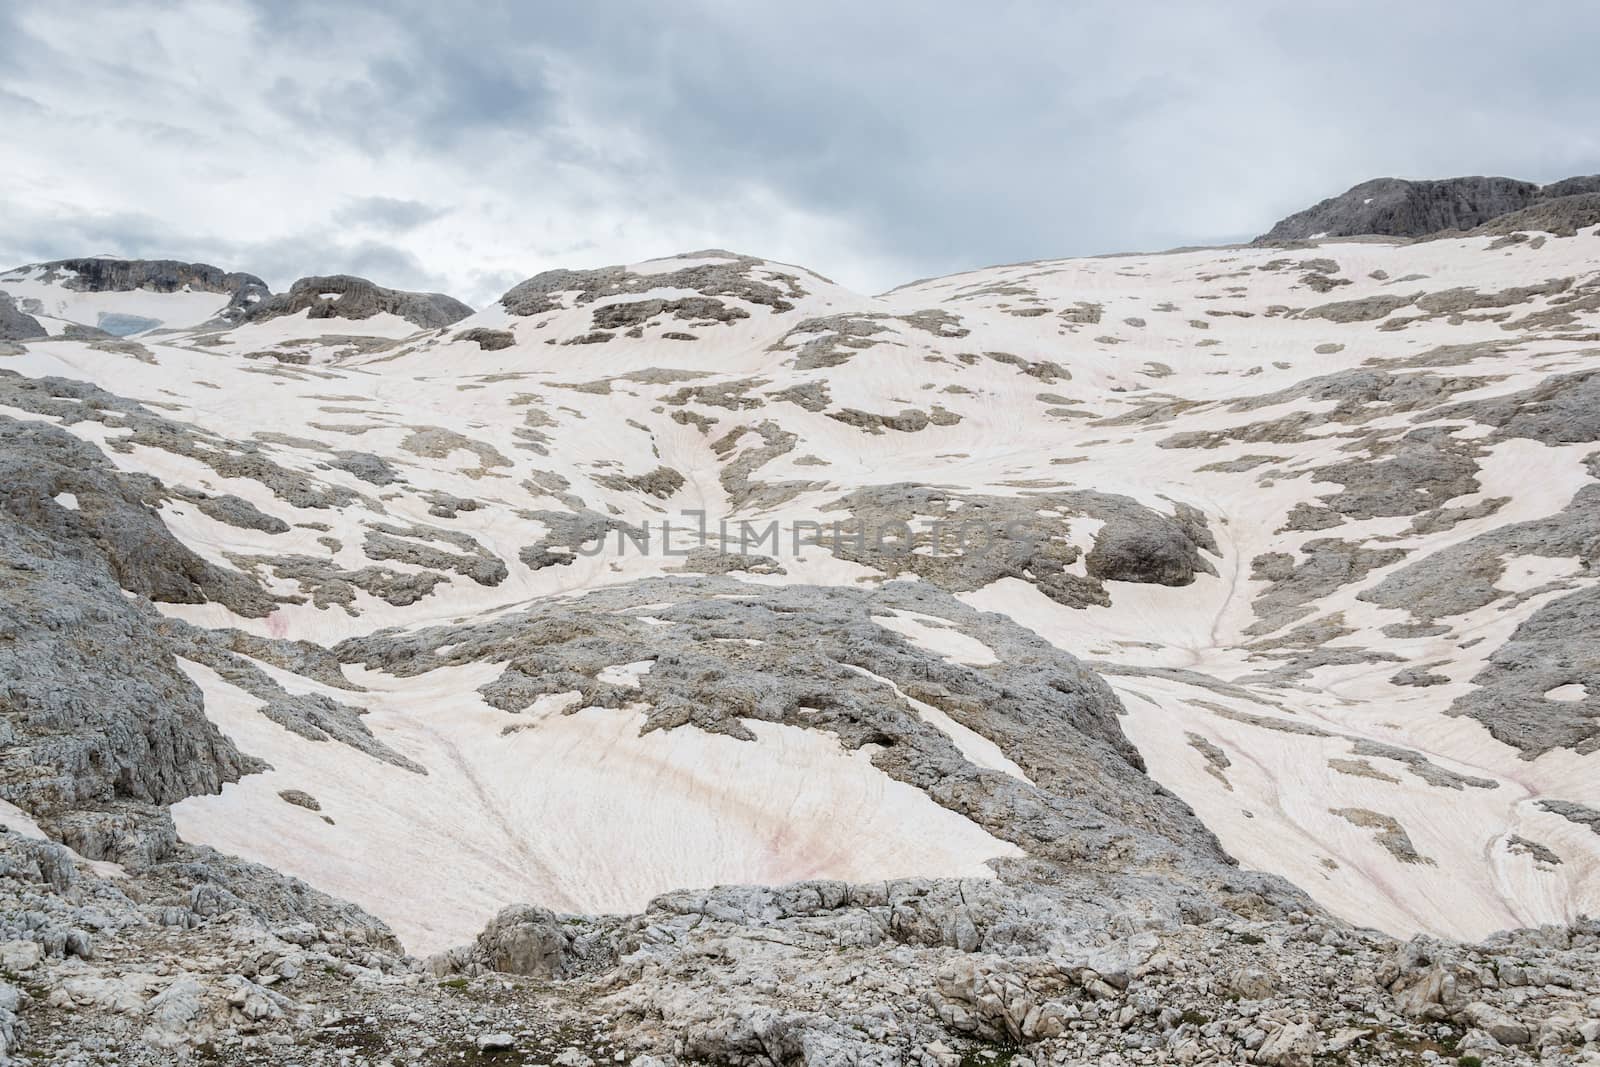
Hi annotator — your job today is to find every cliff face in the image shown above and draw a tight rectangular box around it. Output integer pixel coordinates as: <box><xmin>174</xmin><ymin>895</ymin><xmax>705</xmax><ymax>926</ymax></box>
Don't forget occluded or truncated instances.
<box><xmin>1255</xmin><ymin>174</ymin><xmax>1600</xmax><ymax>242</ymax></box>
<box><xmin>19</xmin><ymin>258</ymin><xmax>272</xmax><ymax>325</ymax></box>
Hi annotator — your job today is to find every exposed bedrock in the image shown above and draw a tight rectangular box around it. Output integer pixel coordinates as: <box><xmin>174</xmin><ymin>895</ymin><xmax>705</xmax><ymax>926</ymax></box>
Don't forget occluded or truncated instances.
<box><xmin>1083</xmin><ymin>499</ymin><xmax>1218</xmax><ymax>586</ymax></box>
<box><xmin>5</xmin><ymin>257</ymin><xmax>271</xmax><ymax>324</ymax></box>
<box><xmin>248</xmin><ymin>275</ymin><xmax>472</xmax><ymax>329</ymax></box>
<box><xmin>1473</xmin><ymin>191</ymin><xmax>1600</xmax><ymax>238</ymax></box>
<box><xmin>0</xmin><ymin>419</ymin><xmax>262</xmax><ymax>820</ymax></box>
<box><xmin>0</xmin><ymin>370</ymin><xmax>364</xmax><ymax>513</ymax></box>
<box><xmin>1449</xmin><ymin>585</ymin><xmax>1600</xmax><ymax>757</ymax></box>
<box><xmin>335</xmin><ymin>575</ymin><xmax>1283</xmax><ymax>894</ymax></box>
<box><xmin>1255</xmin><ymin>174</ymin><xmax>1600</xmax><ymax>242</ymax></box>
<box><xmin>818</xmin><ymin>484</ymin><xmax>1217</xmax><ymax>605</ymax></box>
<box><xmin>0</xmin><ymin>292</ymin><xmax>47</xmax><ymax>340</ymax></box>
<box><xmin>0</xmin><ymin>414</ymin><xmax>273</xmax><ymax>615</ymax></box>
<box><xmin>500</xmin><ymin>251</ymin><xmax>806</xmax><ymax>318</ymax></box>
<box><xmin>0</xmin><ymin>411</ymin><xmax>412</xmax><ymax>959</ymax></box>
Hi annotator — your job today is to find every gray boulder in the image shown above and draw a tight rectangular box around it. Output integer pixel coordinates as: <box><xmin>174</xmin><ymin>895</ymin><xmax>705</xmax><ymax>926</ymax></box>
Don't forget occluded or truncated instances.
<box><xmin>432</xmin><ymin>904</ymin><xmax>616</xmax><ymax>979</ymax></box>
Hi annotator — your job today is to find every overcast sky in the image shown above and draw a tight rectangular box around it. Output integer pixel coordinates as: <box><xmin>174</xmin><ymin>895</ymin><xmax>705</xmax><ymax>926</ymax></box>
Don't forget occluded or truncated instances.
<box><xmin>5</xmin><ymin>1</ymin><xmax>1598</xmax><ymax>306</ymax></box>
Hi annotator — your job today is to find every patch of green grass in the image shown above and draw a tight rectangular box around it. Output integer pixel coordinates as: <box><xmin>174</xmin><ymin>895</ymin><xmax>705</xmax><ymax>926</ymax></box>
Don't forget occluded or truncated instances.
<box><xmin>1458</xmin><ymin>1057</ymin><xmax>1482</xmax><ymax>1067</ymax></box>
<box><xmin>438</xmin><ymin>977</ymin><xmax>471</xmax><ymax>991</ymax></box>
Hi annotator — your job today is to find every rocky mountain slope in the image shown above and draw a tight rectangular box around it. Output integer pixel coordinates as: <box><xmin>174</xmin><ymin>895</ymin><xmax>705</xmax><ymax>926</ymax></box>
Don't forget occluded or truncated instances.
<box><xmin>1255</xmin><ymin>175</ymin><xmax>1600</xmax><ymax>242</ymax></box>
<box><xmin>2</xmin><ymin>189</ymin><xmax>1599</xmax><ymax>1065</ymax></box>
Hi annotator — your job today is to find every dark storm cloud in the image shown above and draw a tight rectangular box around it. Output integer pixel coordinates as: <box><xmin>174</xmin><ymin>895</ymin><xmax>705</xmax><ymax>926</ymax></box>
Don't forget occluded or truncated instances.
<box><xmin>237</xmin><ymin>0</ymin><xmax>1600</xmax><ymax>278</ymax></box>
<box><xmin>251</xmin><ymin>3</ymin><xmax>556</xmax><ymax>155</ymax></box>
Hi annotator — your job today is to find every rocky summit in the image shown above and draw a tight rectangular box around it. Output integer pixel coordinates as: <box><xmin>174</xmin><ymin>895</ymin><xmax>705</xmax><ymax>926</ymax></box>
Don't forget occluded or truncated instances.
<box><xmin>1</xmin><ymin>184</ymin><xmax>1599</xmax><ymax>1067</ymax></box>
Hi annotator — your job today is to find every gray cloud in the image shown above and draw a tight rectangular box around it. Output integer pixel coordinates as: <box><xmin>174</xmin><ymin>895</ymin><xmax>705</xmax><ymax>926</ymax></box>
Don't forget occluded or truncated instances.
<box><xmin>0</xmin><ymin>88</ymin><xmax>46</xmax><ymax>115</ymax></box>
<box><xmin>5</xmin><ymin>0</ymin><xmax>1599</xmax><ymax>304</ymax></box>
<box><xmin>334</xmin><ymin>196</ymin><xmax>450</xmax><ymax>233</ymax></box>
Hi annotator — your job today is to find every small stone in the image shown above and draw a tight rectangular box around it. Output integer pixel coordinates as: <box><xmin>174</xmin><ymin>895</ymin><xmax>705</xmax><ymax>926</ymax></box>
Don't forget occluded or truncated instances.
<box><xmin>477</xmin><ymin>1032</ymin><xmax>516</xmax><ymax>1052</ymax></box>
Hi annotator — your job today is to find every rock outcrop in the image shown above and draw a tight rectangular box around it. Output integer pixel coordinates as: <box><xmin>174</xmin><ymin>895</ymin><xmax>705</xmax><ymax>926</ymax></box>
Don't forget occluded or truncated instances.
<box><xmin>246</xmin><ymin>275</ymin><xmax>472</xmax><ymax>329</ymax></box>
<box><xmin>0</xmin><ymin>292</ymin><xmax>47</xmax><ymax>341</ymax></box>
<box><xmin>0</xmin><ymin>416</ymin><xmax>269</xmax><ymax>825</ymax></box>
<box><xmin>1256</xmin><ymin>174</ymin><xmax>1600</xmax><ymax>242</ymax></box>
<box><xmin>11</xmin><ymin>257</ymin><xmax>271</xmax><ymax>324</ymax></box>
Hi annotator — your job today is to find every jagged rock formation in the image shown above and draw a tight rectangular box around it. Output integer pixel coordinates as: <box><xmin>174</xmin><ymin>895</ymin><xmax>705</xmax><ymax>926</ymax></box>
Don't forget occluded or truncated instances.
<box><xmin>1257</xmin><ymin>174</ymin><xmax>1600</xmax><ymax>242</ymax></box>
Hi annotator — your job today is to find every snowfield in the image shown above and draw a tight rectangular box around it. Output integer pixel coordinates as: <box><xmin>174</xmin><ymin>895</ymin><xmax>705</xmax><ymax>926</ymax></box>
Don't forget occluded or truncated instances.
<box><xmin>4</xmin><ymin>232</ymin><xmax>1598</xmax><ymax>953</ymax></box>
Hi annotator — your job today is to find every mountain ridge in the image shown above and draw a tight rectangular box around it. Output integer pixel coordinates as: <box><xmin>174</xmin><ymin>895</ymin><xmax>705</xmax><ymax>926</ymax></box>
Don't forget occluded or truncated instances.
<box><xmin>1255</xmin><ymin>173</ymin><xmax>1600</xmax><ymax>243</ymax></box>
<box><xmin>11</xmin><ymin>171</ymin><xmax>1600</xmax><ymax>330</ymax></box>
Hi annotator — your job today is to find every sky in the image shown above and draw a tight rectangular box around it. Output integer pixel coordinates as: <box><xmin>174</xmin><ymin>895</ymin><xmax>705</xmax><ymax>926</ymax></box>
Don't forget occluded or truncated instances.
<box><xmin>5</xmin><ymin>1</ymin><xmax>1599</xmax><ymax>307</ymax></box>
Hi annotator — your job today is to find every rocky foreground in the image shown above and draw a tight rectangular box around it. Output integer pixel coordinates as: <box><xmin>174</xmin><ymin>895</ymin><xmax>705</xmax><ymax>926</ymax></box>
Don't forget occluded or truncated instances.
<box><xmin>5</xmin><ymin>831</ymin><xmax>1600</xmax><ymax>1066</ymax></box>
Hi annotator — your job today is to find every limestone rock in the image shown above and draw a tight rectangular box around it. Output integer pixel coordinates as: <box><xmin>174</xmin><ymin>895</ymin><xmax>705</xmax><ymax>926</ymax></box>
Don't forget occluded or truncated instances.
<box><xmin>248</xmin><ymin>275</ymin><xmax>472</xmax><ymax>329</ymax></box>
